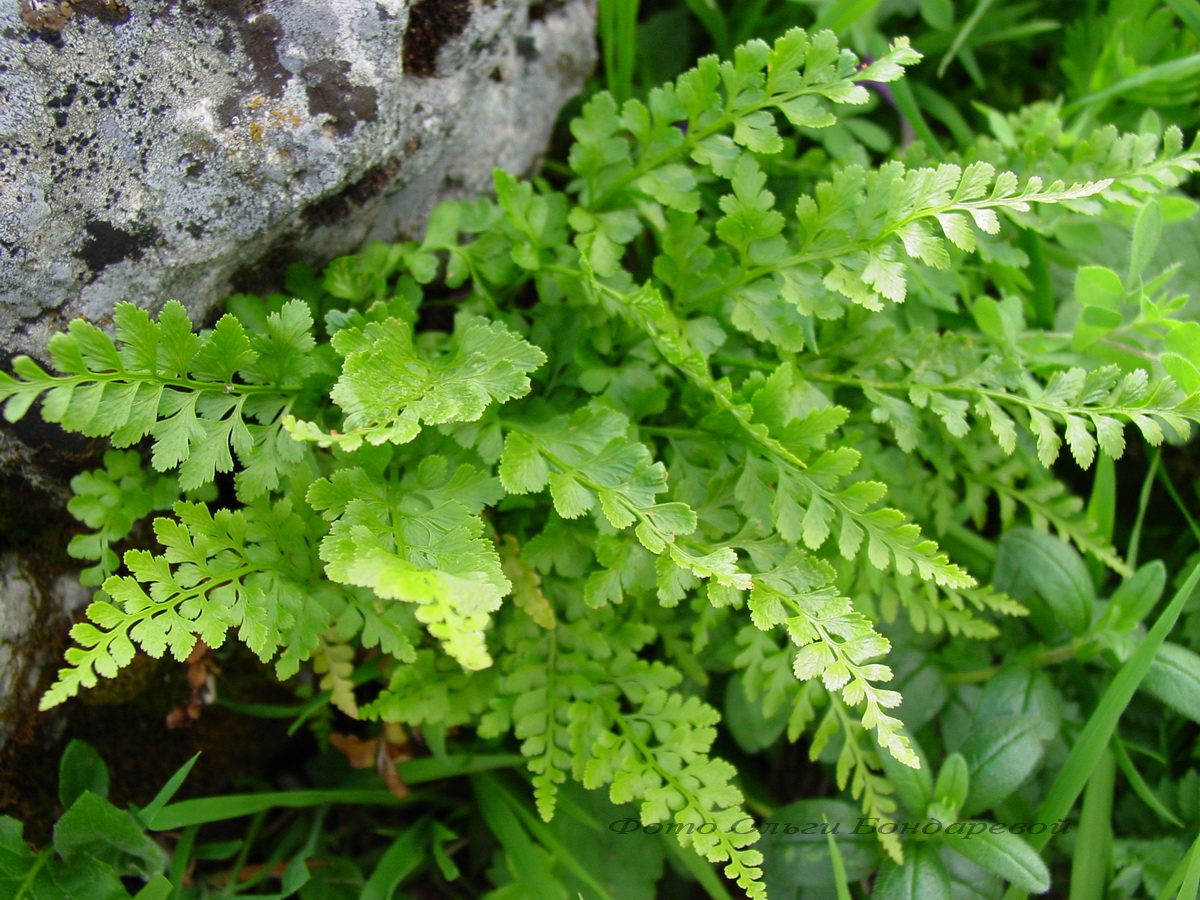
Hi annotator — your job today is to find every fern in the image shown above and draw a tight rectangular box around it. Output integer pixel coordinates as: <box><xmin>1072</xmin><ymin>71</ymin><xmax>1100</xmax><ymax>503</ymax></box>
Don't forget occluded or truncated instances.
<box><xmin>7</xmin><ymin>23</ymin><xmax>1200</xmax><ymax>897</ymax></box>
<box><xmin>40</xmin><ymin>498</ymin><xmax>320</xmax><ymax>709</ymax></box>
<box><xmin>284</xmin><ymin>311</ymin><xmax>546</xmax><ymax>450</ymax></box>
<box><xmin>0</xmin><ymin>302</ymin><xmax>314</xmax><ymax>497</ymax></box>
<box><xmin>66</xmin><ymin>449</ymin><xmax>181</xmax><ymax>587</ymax></box>
<box><xmin>307</xmin><ymin>456</ymin><xmax>507</xmax><ymax>670</ymax></box>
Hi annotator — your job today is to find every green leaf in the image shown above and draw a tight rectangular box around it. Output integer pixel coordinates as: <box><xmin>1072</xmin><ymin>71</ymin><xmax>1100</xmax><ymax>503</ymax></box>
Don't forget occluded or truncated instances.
<box><xmin>1074</xmin><ymin>266</ymin><xmax>1125</xmax><ymax>312</ymax></box>
<box><xmin>55</xmin><ymin>792</ymin><xmax>167</xmax><ymax>881</ymax></box>
<box><xmin>724</xmin><ymin>671</ymin><xmax>789</xmax><ymax>753</ymax></box>
<box><xmin>919</xmin><ymin>0</ymin><xmax>954</xmax><ymax>29</ymax></box>
<box><xmin>972</xmin><ymin>666</ymin><xmax>1061</xmax><ymax>734</ymax></box>
<box><xmin>959</xmin><ymin>716</ymin><xmax>1052</xmax><ymax>816</ymax></box>
<box><xmin>933</xmin><ymin>753</ymin><xmax>970</xmax><ymax>820</ymax></box>
<box><xmin>290</xmin><ymin>313</ymin><xmax>546</xmax><ymax>449</ymax></box>
<box><xmin>1</xmin><ymin>817</ymin><xmax>128</xmax><ymax>900</ymax></box>
<box><xmin>993</xmin><ymin>528</ymin><xmax>1093</xmax><ymax>636</ymax></box>
<box><xmin>59</xmin><ymin>741</ymin><xmax>110</xmax><ymax>810</ymax></box>
<box><xmin>1143</xmin><ymin>641</ymin><xmax>1200</xmax><ymax>723</ymax></box>
<box><xmin>872</xmin><ymin>844</ymin><xmax>952</xmax><ymax>900</ymax></box>
<box><xmin>1106</xmin><ymin>560</ymin><xmax>1167</xmax><ymax>631</ymax></box>
<box><xmin>1129</xmin><ymin>200</ymin><xmax>1163</xmax><ymax>280</ymax></box>
<box><xmin>944</xmin><ymin>827</ymin><xmax>1050</xmax><ymax>893</ymax></box>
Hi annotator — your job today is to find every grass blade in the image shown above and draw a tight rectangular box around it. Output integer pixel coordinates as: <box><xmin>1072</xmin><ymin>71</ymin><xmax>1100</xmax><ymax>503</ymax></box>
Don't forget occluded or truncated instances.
<box><xmin>147</xmin><ymin>755</ymin><xmax>523</xmax><ymax>830</ymax></box>
<box><xmin>137</xmin><ymin>752</ymin><xmax>200</xmax><ymax>829</ymax></box>
<box><xmin>1177</xmin><ymin>831</ymin><xmax>1200</xmax><ymax>900</ymax></box>
<box><xmin>938</xmin><ymin>0</ymin><xmax>998</xmax><ymax>77</ymax></box>
<box><xmin>886</xmin><ymin>68</ymin><xmax>946</xmax><ymax>160</ymax></box>
<box><xmin>826</xmin><ymin>817</ymin><xmax>853</xmax><ymax>900</ymax></box>
<box><xmin>360</xmin><ymin>822</ymin><xmax>426</xmax><ymax>900</ymax></box>
<box><xmin>1111</xmin><ymin>735</ymin><xmax>1184</xmax><ymax>827</ymax></box>
<box><xmin>679</xmin><ymin>0</ymin><xmax>728</xmax><ymax>52</ymax></box>
<box><xmin>166</xmin><ymin>825</ymin><xmax>199</xmax><ymax>899</ymax></box>
<box><xmin>473</xmin><ymin>772</ymin><xmax>566</xmax><ymax>899</ymax></box>
<box><xmin>488</xmin><ymin>778</ymin><xmax>618</xmax><ymax>900</ymax></box>
<box><xmin>812</xmin><ymin>0</ymin><xmax>884</xmax><ymax>35</ymax></box>
<box><xmin>1002</xmin><ymin>554</ymin><xmax>1200</xmax><ymax>900</ymax></box>
<box><xmin>1067</xmin><ymin>750</ymin><xmax>1113</xmax><ymax>900</ymax></box>
<box><xmin>1127</xmin><ymin>450</ymin><xmax>1161</xmax><ymax>569</ymax></box>
<box><xmin>1157</xmin><ymin>832</ymin><xmax>1200</xmax><ymax>900</ymax></box>
<box><xmin>132</xmin><ymin>875</ymin><xmax>174</xmax><ymax>900</ymax></box>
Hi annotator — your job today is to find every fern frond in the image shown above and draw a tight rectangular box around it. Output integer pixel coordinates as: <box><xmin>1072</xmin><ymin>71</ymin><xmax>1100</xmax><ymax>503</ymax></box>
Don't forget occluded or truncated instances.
<box><xmin>479</xmin><ymin>621</ymin><xmax>600</xmax><ymax>821</ymax></box>
<box><xmin>813</xmin><ymin>701</ymin><xmax>905</xmax><ymax>864</ymax></box>
<box><xmin>362</xmin><ymin>648</ymin><xmax>497</xmax><ymax>727</ymax></box>
<box><xmin>978</xmin><ymin>109</ymin><xmax>1200</xmax><ymax>204</ymax></box>
<box><xmin>571</xmin><ymin>27</ymin><xmax>920</xmax><ymax>211</ymax></box>
<box><xmin>0</xmin><ymin>301</ymin><xmax>313</xmax><ymax>496</ymax></box>
<box><xmin>66</xmin><ymin>449</ymin><xmax>180</xmax><ymax>587</ymax></box>
<box><xmin>285</xmin><ymin>312</ymin><xmax>546</xmax><ymax>450</ymax></box>
<box><xmin>584</xmin><ymin>275</ymin><xmax>974</xmax><ymax>593</ymax></box>
<box><xmin>578</xmin><ymin>665</ymin><xmax>766</xmax><ymax>898</ymax></box>
<box><xmin>856</xmin><ymin>565</ymin><xmax>1028</xmax><ymax>639</ymax></box>
<box><xmin>980</xmin><ymin>460</ymin><xmax>1132</xmax><ymax>575</ymax></box>
<box><xmin>307</xmin><ymin>458</ymin><xmax>507</xmax><ymax>670</ymax></box>
<box><xmin>501</xmin><ymin>403</ymin><xmax>751</xmax><ymax>598</ymax></box>
<box><xmin>40</xmin><ymin>499</ymin><xmax>316</xmax><ymax>709</ymax></box>
<box><xmin>742</xmin><ymin>546</ymin><xmax>916</xmax><ymax>766</ymax></box>
<box><xmin>313</xmin><ymin>631</ymin><xmax>359</xmax><ymax>718</ymax></box>
<box><xmin>816</xmin><ymin>351</ymin><xmax>1200</xmax><ymax>474</ymax></box>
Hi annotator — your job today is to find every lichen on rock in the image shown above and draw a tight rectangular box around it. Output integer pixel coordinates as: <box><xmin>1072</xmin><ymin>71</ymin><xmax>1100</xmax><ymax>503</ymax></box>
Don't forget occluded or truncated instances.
<box><xmin>0</xmin><ymin>0</ymin><xmax>595</xmax><ymax>362</ymax></box>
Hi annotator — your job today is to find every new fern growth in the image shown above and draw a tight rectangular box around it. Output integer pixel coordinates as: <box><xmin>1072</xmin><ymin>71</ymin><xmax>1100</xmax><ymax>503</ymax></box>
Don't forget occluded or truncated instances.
<box><xmin>5</xmin><ymin>27</ymin><xmax>1200</xmax><ymax>897</ymax></box>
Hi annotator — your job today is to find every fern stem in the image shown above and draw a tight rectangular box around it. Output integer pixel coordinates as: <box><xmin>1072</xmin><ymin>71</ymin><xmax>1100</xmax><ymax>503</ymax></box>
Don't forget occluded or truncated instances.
<box><xmin>43</xmin><ymin>369</ymin><xmax>297</xmax><ymax>397</ymax></box>
<box><xmin>801</xmin><ymin>368</ymin><xmax>1180</xmax><ymax>428</ymax></box>
<box><xmin>1127</xmin><ymin>449</ymin><xmax>1161</xmax><ymax>570</ymax></box>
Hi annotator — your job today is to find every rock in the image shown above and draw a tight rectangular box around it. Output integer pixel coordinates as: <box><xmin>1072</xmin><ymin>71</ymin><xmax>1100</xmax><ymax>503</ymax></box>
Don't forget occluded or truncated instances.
<box><xmin>0</xmin><ymin>0</ymin><xmax>595</xmax><ymax>363</ymax></box>
<box><xmin>0</xmin><ymin>553</ymin><xmax>88</xmax><ymax>748</ymax></box>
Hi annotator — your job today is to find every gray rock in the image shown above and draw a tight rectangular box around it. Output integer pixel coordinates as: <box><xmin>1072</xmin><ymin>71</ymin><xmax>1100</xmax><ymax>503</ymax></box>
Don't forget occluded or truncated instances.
<box><xmin>0</xmin><ymin>0</ymin><xmax>595</xmax><ymax>361</ymax></box>
<box><xmin>0</xmin><ymin>551</ymin><xmax>88</xmax><ymax>747</ymax></box>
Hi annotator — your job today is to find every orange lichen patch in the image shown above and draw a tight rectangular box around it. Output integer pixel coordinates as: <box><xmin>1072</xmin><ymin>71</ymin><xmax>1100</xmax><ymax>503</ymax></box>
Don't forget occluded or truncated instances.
<box><xmin>270</xmin><ymin>107</ymin><xmax>302</xmax><ymax>127</ymax></box>
<box><xmin>248</xmin><ymin>122</ymin><xmax>264</xmax><ymax>142</ymax></box>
